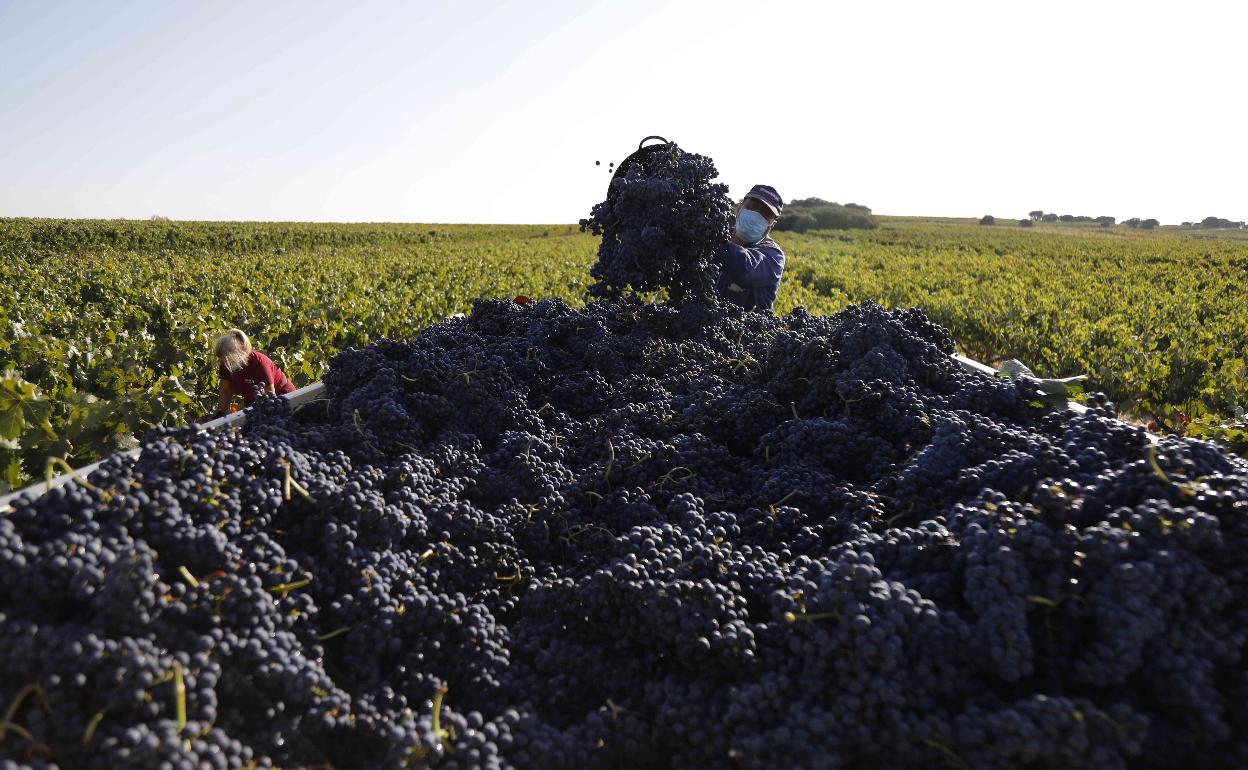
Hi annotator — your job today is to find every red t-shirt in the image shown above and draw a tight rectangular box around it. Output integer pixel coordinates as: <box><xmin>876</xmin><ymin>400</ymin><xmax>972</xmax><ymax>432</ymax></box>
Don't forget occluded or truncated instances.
<box><xmin>220</xmin><ymin>351</ymin><xmax>296</xmax><ymax>403</ymax></box>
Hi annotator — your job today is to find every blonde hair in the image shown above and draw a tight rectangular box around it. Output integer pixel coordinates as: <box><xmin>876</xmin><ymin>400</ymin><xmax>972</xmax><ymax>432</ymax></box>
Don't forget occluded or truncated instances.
<box><xmin>214</xmin><ymin>329</ymin><xmax>253</xmax><ymax>373</ymax></box>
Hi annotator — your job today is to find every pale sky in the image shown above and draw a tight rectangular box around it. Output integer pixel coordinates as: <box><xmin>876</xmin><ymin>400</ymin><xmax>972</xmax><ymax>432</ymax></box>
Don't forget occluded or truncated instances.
<box><xmin>1</xmin><ymin>0</ymin><xmax>1244</xmax><ymax>225</ymax></box>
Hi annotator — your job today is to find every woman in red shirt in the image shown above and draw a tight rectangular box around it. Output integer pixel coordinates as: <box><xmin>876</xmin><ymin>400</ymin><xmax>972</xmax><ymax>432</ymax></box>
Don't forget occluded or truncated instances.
<box><xmin>214</xmin><ymin>328</ymin><xmax>296</xmax><ymax>415</ymax></box>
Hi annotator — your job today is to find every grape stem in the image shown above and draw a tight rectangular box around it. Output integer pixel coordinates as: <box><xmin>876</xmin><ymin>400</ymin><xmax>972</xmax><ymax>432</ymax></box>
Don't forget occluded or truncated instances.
<box><xmin>351</xmin><ymin>409</ymin><xmax>381</xmax><ymax>453</ymax></box>
<box><xmin>783</xmin><ymin>609</ymin><xmax>840</xmax><ymax>624</ymax></box>
<box><xmin>1025</xmin><ymin>593</ymin><xmax>1084</xmax><ymax>608</ymax></box>
<box><xmin>0</xmin><ymin>684</ymin><xmax>46</xmax><ymax>742</ymax></box>
<box><xmin>655</xmin><ymin>466</ymin><xmax>695</xmax><ymax>490</ymax></box>
<box><xmin>496</xmin><ymin>564</ymin><xmax>523</xmax><ymax>585</ymax></box>
<box><xmin>773</xmin><ymin>491</ymin><xmax>798</xmax><ymax>507</ymax></box>
<box><xmin>172</xmin><ymin>660</ymin><xmax>189</xmax><ymax>750</ymax></box>
<box><xmin>1146</xmin><ymin>445</ymin><xmax>1171</xmax><ymax>483</ymax></box>
<box><xmin>923</xmin><ymin>738</ymin><xmax>970</xmax><ymax>770</ymax></box>
<box><xmin>627</xmin><ymin>452</ymin><xmax>653</xmax><ymax>470</ymax></box>
<box><xmin>281</xmin><ymin>463</ymin><xmax>316</xmax><ymax>502</ymax></box>
<box><xmin>603</xmin><ymin>439</ymin><xmax>615</xmax><ymax>489</ymax></box>
<box><xmin>1146</xmin><ymin>445</ymin><xmax>1199</xmax><ymax>497</ymax></box>
<box><xmin>178</xmin><ymin>565</ymin><xmax>201</xmax><ymax>588</ymax></box>
<box><xmin>431</xmin><ymin>685</ymin><xmax>452</xmax><ymax>750</ymax></box>
<box><xmin>269</xmin><ymin>578</ymin><xmax>312</xmax><ymax>598</ymax></box>
<box><xmin>45</xmin><ymin>456</ymin><xmax>99</xmax><ymax>494</ymax></box>
<box><xmin>82</xmin><ymin>708</ymin><xmax>106</xmax><ymax>745</ymax></box>
<box><xmin>0</xmin><ymin>721</ymin><xmax>32</xmax><ymax>742</ymax></box>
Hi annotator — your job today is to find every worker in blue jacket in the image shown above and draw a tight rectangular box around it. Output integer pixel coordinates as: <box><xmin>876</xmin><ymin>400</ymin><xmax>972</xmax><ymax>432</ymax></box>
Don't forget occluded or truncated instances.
<box><xmin>714</xmin><ymin>184</ymin><xmax>785</xmax><ymax>313</ymax></box>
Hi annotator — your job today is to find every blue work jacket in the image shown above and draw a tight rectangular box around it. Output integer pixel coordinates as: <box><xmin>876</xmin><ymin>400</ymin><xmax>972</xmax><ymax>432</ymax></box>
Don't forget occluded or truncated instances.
<box><xmin>713</xmin><ymin>236</ymin><xmax>785</xmax><ymax>313</ymax></box>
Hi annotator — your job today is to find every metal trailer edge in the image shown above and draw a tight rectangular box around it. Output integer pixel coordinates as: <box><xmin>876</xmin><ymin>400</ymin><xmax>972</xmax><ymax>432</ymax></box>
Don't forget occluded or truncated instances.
<box><xmin>0</xmin><ymin>382</ymin><xmax>326</xmax><ymax>511</ymax></box>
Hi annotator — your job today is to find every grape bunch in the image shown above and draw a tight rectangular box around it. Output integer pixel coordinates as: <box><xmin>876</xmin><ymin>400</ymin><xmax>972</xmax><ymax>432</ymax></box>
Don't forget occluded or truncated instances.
<box><xmin>579</xmin><ymin>143</ymin><xmax>734</xmax><ymax>301</ymax></box>
<box><xmin>2</xmin><ymin>298</ymin><xmax>1247</xmax><ymax>769</ymax></box>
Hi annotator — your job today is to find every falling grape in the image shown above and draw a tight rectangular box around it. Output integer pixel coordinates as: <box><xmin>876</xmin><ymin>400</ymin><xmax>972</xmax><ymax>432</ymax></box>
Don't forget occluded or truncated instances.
<box><xmin>579</xmin><ymin>143</ymin><xmax>733</xmax><ymax>302</ymax></box>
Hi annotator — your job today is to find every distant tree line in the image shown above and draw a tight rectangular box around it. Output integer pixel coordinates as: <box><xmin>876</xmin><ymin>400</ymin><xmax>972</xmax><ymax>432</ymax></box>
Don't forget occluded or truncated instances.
<box><xmin>1026</xmin><ymin>211</ymin><xmax>1117</xmax><ymax>227</ymax></box>
<box><xmin>774</xmin><ymin>198</ymin><xmax>877</xmax><ymax>232</ymax></box>
<box><xmin>1021</xmin><ymin>210</ymin><xmax>1178</xmax><ymax>230</ymax></box>
<box><xmin>990</xmin><ymin>211</ymin><xmax>1246</xmax><ymax>231</ymax></box>
<box><xmin>1179</xmin><ymin>216</ymin><xmax>1246</xmax><ymax>229</ymax></box>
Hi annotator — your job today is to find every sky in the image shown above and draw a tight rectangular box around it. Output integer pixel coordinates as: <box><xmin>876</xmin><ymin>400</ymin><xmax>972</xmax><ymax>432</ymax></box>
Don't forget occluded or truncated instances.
<box><xmin>1</xmin><ymin>0</ymin><xmax>1244</xmax><ymax>225</ymax></box>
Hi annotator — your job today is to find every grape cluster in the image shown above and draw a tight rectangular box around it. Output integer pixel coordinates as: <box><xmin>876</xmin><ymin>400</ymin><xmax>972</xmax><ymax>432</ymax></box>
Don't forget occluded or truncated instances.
<box><xmin>2</xmin><ymin>297</ymin><xmax>1247</xmax><ymax>769</ymax></box>
<box><xmin>579</xmin><ymin>144</ymin><xmax>734</xmax><ymax>301</ymax></box>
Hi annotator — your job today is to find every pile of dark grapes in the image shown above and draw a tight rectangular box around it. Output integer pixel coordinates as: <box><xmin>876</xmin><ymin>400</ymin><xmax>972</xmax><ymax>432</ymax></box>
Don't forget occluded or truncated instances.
<box><xmin>579</xmin><ymin>143</ymin><xmax>734</xmax><ymax>302</ymax></box>
<box><xmin>2</xmin><ymin>298</ymin><xmax>1248</xmax><ymax>769</ymax></box>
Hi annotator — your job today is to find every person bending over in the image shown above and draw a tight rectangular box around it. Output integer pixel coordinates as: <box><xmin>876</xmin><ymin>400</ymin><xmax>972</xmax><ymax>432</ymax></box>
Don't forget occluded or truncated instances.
<box><xmin>713</xmin><ymin>184</ymin><xmax>785</xmax><ymax>314</ymax></box>
<box><xmin>214</xmin><ymin>328</ymin><xmax>295</xmax><ymax>416</ymax></box>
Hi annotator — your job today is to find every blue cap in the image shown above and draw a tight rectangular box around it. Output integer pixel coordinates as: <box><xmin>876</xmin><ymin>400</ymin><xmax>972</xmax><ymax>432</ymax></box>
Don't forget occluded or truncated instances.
<box><xmin>745</xmin><ymin>185</ymin><xmax>784</xmax><ymax>218</ymax></box>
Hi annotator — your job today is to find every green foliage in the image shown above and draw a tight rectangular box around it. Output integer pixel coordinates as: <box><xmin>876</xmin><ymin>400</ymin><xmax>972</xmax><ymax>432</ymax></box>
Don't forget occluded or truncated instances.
<box><xmin>773</xmin><ymin>198</ymin><xmax>877</xmax><ymax>233</ymax></box>
<box><xmin>1187</xmin><ymin>409</ymin><xmax>1248</xmax><ymax>455</ymax></box>
<box><xmin>0</xmin><ymin>219</ymin><xmax>597</xmax><ymax>489</ymax></box>
<box><xmin>0</xmin><ymin>218</ymin><xmax>495</xmax><ymax>253</ymax></box>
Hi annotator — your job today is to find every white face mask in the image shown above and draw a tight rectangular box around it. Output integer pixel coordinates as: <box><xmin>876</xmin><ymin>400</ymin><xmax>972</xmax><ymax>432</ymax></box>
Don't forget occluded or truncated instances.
<box><xmin>734</xmin><ymin>209</ymin><xmax>769</xmax><ymax>244</ymax></box>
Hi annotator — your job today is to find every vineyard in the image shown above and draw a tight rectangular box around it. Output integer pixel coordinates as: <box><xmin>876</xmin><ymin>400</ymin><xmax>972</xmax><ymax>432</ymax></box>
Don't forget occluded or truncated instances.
<box><xmin>3</xmin><ymin>188</ymin><xmax>1248</xmax><ymax>769</ymax></box>
<box><xmin>0</xmin><ymin>220</ymin><xmax>595</xmax><ymax>490</ymax></box>
<box><xmin>2</xmin><ymin>216</ymin><xmax>1245</xmax><ymax>490</ymax></box>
